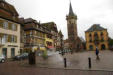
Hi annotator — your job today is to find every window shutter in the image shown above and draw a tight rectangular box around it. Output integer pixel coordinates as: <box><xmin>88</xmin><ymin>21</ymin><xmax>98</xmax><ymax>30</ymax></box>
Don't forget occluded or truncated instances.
<box><xmin>8</xmin><ymin>22</ymin><xmax>12</xmax><ymax>30</ymax></box>
<box><xmin>0</xmin><ymin>33</ymin><xmax>3</xmax><ymax>37</ymax></box>
<box><xmin>15</xmin><ymin>36</ymin><xmax>17</xmax><ymax>43</ymax></box>
<box><xmin>16</xmin><ymin>25</ymin><xmax>17</xmax><ymax>31</ymax></box>
<box><xmin>0</xmin><ymin>20</ymin><xmax>3</xmax><ymax>28</ymax></box>
<box><xmin>8</xmin><ymin>35</ymin><xmax>11</xmax><ymax>42</ymax></box>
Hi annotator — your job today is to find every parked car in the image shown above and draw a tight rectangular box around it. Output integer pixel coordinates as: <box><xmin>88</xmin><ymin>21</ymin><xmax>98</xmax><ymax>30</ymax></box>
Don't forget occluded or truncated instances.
<box><xmin>13</xmin><ymin>53</ymin><xmax>28</xmax><ymax>60</ymax></box>
<box><xmin>0</xmin><ymin>55</ymin><xmax>5</xmax><ymax>63</ymax></box>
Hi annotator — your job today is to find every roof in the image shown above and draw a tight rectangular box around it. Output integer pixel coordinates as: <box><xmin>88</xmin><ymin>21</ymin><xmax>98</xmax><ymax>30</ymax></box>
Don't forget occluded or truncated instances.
<box><xmin>0</xmin><ymin>0</ymin><xmax>19</xmax><ymax>22</ymax></box>
<box><xmin>41</xmin><ymin>22</ymin><xmax>58</xmax><ymax>32</ymax></box>
<box><xmin>86</xmin><ymin>24</ymin><xmax>106</xmax><ymax>32</ymax></box>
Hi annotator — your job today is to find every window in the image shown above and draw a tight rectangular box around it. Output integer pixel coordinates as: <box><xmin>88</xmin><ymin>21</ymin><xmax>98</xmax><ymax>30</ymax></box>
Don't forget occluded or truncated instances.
<box><xmin>11</xmin><ymin>35</ymin><xmax>15</xmax><ymax>43</ymax></box>
<box><xmin>30</xmin><ymin>31</ymin><xmax>32</xmax><ymax>36</ymax></box>
<box><xmin>47</xmin><ymin>34</ymin><xmax>52</xmax><ymax>39</ymax></box>
<box><xmin>94</xmin><ymin>32</ymin><xmax>98</xmax><ymax>40</ymax></box>
<box><xmin>89</xmin><ymin>33</ymin><xmax>92</xmax><ymax>37</ymax></box>
<box><xmin>12</xmin><ymin>24</ymin><xmax>16</xmax><ymax>31</ymax></box>
<box><xmin>101</xmin><ymin>32</ymin><xmax>103</xmax><ymax>36</ymax></box>
<box><xmin>101</xmin><ymin>37</ymin><xmax>104</xmax><ymax>42</ymax></box>
<box><xmin>89</xmin><ymin>39</ymin><xmax>92</xmax><ymax>42</ymax></box>
<box><xmin>3</xmin><ymin>22</ymin><xmax>8</xmax><ymax>29</ymax></box>
<box><xmin>2</xmin><ymin>34</ymin><xmax>8</xmax><ymax>43</ymax></box>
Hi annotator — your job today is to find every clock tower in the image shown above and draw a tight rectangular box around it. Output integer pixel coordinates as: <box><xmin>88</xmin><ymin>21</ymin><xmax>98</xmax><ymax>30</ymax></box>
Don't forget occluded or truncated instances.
<box><xmin>66</xmin><ymin>2</ymin><xmax>79</xmax><ymax>51</ymax></box>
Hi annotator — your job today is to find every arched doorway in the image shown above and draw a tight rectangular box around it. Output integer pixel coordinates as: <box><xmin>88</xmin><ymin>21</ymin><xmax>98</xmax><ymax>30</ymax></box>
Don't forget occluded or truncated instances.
<box><xmin>101</xmin><ymin>44</ymin><xmax>106</xmax><ymax>50</ymax></box>
<box><xmin>89</xmin><ymin>45</ymin><xmax>93</xmax><ymax>50</ymax></box>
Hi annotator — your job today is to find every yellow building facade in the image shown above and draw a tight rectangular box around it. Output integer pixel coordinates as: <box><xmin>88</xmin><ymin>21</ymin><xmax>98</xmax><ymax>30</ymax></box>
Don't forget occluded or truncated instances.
<box><xmin>45</xmin><ymin>34</ymin><xmax>53</xmax><ymax>48</ymax></box>
<box><xmin>85</xmin><ymin>24</ymin><xmax>109</xmax><ymax>50</ymax></box>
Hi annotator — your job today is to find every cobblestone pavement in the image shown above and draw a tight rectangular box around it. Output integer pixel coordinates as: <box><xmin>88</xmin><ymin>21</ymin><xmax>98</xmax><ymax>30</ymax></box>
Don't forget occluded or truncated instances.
<box><xmin>0</xmin><ymin>50</ymin><xmax>113</xmax><ymax>75</ymax></box>
<box><xmin>63</xmin><ymin>50</ymin><xmax>113</xmax><ymax>70</ymax></box>
<box><xmin>35</xmin><ymin>50</ymin><xmax>113</xmax><ymax>71</ymax></box>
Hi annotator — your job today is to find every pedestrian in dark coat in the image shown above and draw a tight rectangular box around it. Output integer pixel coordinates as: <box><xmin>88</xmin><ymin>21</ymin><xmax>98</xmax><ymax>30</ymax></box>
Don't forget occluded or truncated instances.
<box><xmin>95</xmin><ymin>47</ymin><xmax>99</xmax><ymax>60</ymax></box>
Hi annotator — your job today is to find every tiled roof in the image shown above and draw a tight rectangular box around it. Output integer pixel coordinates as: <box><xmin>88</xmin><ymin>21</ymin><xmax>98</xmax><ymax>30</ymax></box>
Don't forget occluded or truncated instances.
<box><xmin>41</xmin><ymin>22</ymin><xmax>58</xmax><ymax>32</ymax></box>
<box><xmin>0</xmin><ymin>0</ymin><xmax>18</xmax><ymax>16</ymax></box>
<box><xmin>86</xmin><ymin>24</ymin><xmax>106</xmax><ymax>32</ymax></box>
<box><xmin>0</xmin><ymin>0</ymin><xmax>19</xmax><ymax>22</ymax></box>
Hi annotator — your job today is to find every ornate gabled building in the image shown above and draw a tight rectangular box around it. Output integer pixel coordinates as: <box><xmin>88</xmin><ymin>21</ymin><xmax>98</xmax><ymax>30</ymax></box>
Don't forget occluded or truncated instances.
<box><xmin>66</xmin><ymin>2</ymin><xmax>82</xmax><ymax>52</ymax></box>
<box><xmin>23</xmin><ymin>18</ymin><xmax>53</xmax><ymax>52</ymax></box>
<box><xmin>41</xmin><ymin>22</ymin><xmax>58</xmax><ymax>50</ymax></box>
<box><xmin>0</xmin><ymin>0</ymin><xmax>20</xmax><ymax>58</ymax></box>
<box><xmin>85</xmin><ymin>24</ymin><xmax>109</xmax><ymax>50</ymax></box>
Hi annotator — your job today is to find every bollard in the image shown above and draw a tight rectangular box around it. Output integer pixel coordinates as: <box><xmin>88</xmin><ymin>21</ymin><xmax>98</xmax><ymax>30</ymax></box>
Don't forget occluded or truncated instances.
<box><xmin>64</xmin><ymin>58</ymin><xmax>67</xmax><ymax>68</ymax></box>
<box><xmin>88</xmin><ymin>57</ymin><xmax>91</xmax><ymax>69</ymax></box>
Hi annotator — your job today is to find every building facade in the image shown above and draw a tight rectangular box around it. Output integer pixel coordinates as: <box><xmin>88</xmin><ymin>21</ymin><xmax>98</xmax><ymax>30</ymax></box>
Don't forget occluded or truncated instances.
<box><xmin>41</xmin><ymin>22</ymin><xmax>58</xmax><ymax>50</ymax></box>
<box><xmin>0</xmin><ymin>0</ymin><xmax>20</xmax><ymax>58</ymax></box>
<box><xmin>85</xmin><ymin>24</ymin><xmax>109</xmax><ymax>50</ymax></box>
<box><xmin>56</xmin><ymin>30</ymin><xmax>64</xmax><ymax>51</ymax></box>
<box><xmin>23</xmin><ymin>18</ymin><xmax>53</xmax><ymax>52</ymax></box>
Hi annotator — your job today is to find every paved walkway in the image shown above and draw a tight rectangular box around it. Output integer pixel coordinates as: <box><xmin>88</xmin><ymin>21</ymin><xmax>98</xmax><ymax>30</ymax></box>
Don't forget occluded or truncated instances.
<box><xmin>1</xmin><ymin>50</ymin><xmax>113</xmax><ymax>75</ymax></box>
<box><xmin>63</xmin><ymin>50</ymin><xmax>113</xmax><ymax>70</ymax></box>
<box><xmin>34</xmin><ymin>50</ymin><xmax>113</xmax><ymax>71</ymax></box>
<box><xmin>0</xmin><ymin>61</ymin><xmax>113</xmax><ymax>75</ymax></box>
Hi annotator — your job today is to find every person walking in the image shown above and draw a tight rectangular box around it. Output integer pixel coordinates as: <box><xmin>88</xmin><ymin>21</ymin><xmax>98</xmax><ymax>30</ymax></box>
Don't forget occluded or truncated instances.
<box><xmin>95</xmin><ymin>47</ymin><xmax>99</xmax><ymax>60</ymax></box>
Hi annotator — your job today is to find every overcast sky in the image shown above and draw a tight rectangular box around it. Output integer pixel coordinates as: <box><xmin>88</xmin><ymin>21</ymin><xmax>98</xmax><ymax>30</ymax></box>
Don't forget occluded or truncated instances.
<box><xmin>6</xmin><ymin>0</ymin><xmax>113</xmax><ymax>40</ymax></box>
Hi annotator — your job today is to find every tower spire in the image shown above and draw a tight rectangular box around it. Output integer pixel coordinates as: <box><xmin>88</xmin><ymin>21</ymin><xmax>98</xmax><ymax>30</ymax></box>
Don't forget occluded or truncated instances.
<box><xmin>69</xmin><ymin>1</ymin><xmax>76</xmax><ymax>16</ymax></box>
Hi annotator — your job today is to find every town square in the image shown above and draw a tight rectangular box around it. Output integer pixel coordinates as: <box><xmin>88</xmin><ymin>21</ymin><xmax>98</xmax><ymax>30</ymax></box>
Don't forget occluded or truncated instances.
<box><xmin>0</xmin><ymin>0</ymin><xmax>113</xmax><ymax>75</ymax></box>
